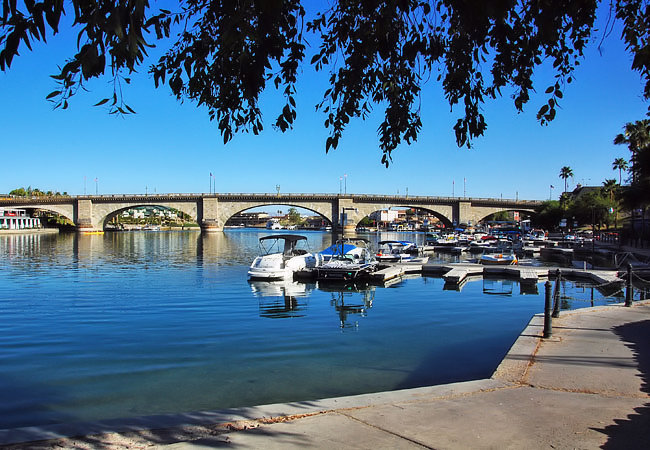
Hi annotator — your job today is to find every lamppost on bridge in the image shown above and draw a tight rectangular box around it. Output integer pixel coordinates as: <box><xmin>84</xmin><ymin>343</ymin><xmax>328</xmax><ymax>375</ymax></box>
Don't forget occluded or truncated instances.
<box><xmin>83</xmin><ymin>176</ymin><xmax>87</xmax><ymax>195</ymax></box>
<box><xmin>344</xmin><ymin>174</ymin><xmax>347</xmax><ymax>195</ymax></box>
<box><xmin>95</xmin><ymin>178</ymin><xmax>98</xmax><ymax>195</ymax></box>
<box><xmin>339</xmin><ymin>176</ymin><xmax>342</xmax><ymax>195</ymax></box>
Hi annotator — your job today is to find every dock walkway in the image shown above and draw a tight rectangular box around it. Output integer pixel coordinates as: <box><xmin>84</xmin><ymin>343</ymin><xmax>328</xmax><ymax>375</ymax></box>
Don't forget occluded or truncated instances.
<box><xmin>422</xmin><ymin>261</ymin><xmax>622</xmax><ymax>287</ymax></box>
<box><xmin>5</xmin><ymin>302</ymin><xmax>650</xmax><ymax>448</ymax></box>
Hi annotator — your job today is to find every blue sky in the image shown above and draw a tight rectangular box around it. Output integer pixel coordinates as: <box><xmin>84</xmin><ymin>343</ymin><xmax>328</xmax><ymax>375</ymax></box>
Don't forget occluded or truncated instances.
<box><xmin>1</xmin><ymin>3</ymin><xmax>647</xmax><ymax>201</ymax></box>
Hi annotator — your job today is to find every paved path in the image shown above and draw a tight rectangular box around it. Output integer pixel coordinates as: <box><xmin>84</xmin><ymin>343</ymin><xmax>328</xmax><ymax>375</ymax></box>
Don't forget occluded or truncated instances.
<box><xmin>2</xmin><ymin>302</ymin><xmax>650</xmax><ymax>449</ymax></box>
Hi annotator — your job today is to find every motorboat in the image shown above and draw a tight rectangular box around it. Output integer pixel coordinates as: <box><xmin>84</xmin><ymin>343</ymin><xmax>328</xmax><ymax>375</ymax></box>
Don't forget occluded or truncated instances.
<box><xmin>431</xmin><ymin>234</ymin><xmax>459</xmax><ymax>246</ymax></box>
<box><xmin>266</xmin><ymin>219</ymin><xmax>283</xmax><ymax>230</ymax></box>
<box><xmin>248</xmin><ymin>234</ymin><xmax>318</xmax><ymax>280</ymax></box>
<box><xmin>479</xmin><ymin>253</ymin><xmax>518</xmax><ymax>265</ymax></box>
<box><xmin>528</xmin><ymin>229</ymin><xmax>547</xmax><ymax>242</ymax></box>
<box><xmin>315</xmin><ymin>238</ymin><xmax>378</xmax><ymax>281</ymax></box>
<box><xmin>375</xmin><ymin>240</ymin><xmax>419</xmax><ymax>262</ymax></box>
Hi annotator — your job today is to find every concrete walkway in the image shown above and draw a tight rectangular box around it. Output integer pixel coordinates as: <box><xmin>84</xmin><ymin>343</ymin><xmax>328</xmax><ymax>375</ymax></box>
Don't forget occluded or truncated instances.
<box><xmin>2</xmin><ymin>302</ymin><xmax>650</xmax><ymax>449</ymax></box>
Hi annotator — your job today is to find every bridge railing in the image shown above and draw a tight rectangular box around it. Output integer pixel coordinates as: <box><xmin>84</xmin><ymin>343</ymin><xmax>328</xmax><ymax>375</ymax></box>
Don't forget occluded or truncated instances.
<box><xmin>0</xmin><ymin>193</ymin><xmax>543</xmax><ymax>205</ymax></box>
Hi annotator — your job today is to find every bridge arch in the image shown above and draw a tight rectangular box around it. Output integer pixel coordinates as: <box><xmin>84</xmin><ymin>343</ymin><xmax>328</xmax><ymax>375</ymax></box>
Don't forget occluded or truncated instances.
<box><xmin>93</xmin><ymin>202</ymin><xmax>199</xmax><ymax>230</ymax></box>
<box><xmin>347</xmin><ymin>204</ymin><xmax>454</xmax><ymax>230</ymax></box>
<box><xmin>343</xmin><ymin>202</ymin><xmax>454</xmax><ymax>230</ymax></box>
<box><xmin>217</xmin><ymin>200</ymin><xmax>334</xmax><ymax>228</ymax></box>
<box><xmin>8</xmin><ymin>203</ymin><xmax>75</xmax><ymax>225</ymax></box>
<box><xmin>467</xmin><ymin>206</ymin><xmax>537</xmax><ymax>226</ymax></box>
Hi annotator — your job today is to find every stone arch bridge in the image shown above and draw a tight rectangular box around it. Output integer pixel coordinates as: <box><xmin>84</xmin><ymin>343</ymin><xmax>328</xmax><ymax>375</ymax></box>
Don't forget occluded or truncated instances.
<box><xmin>0</xmin><ymin>193</ymin><xmax>541</xmax><ymax>232</ymax></box>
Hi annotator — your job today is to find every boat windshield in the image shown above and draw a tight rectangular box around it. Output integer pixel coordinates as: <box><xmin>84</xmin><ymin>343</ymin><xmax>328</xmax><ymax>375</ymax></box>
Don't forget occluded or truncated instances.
<box><xmin>258</xmin><ymin>235</ymin><xmax>309</xmax><ymax>256</ymax></box>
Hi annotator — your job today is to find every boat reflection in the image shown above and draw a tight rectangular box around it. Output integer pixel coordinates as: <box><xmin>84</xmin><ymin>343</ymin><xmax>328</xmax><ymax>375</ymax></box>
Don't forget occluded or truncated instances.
<box><xmin>483</xmin><ymin>278</ymin><xmax>514</xmax><ymax>296</ymax></box>
<box><xmin>249</xmin><ymin>280</ymin><xmax>316</xmax><ymax>318</ymax></box>
<box><xmin>320</xmin><ymin>283</ymin><xmax>375</xmax><ymax>329</ymax></box>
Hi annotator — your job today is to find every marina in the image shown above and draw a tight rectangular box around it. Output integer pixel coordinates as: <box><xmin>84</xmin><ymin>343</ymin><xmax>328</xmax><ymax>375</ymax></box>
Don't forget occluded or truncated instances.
<box><xmin>0</xmin><ymin>229</ymin><xmax>642</xmax><ymax>432</ymax></box>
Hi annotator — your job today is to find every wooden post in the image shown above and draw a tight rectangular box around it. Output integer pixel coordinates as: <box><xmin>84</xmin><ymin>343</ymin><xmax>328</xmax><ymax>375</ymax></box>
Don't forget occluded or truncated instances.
<box><xmin>552</xmin><ymin>269</ymin><xmax>561</xmax><ymax>318</ymax></box>
<box><xmin>544</xmin><ymin>281</ymin><xmax>553</xmax><ymax>338</ymax></box>
<box><xmin>625</xmin><ymin>264</ymin><xmax>633</xmax><ymax>307</ymax></box>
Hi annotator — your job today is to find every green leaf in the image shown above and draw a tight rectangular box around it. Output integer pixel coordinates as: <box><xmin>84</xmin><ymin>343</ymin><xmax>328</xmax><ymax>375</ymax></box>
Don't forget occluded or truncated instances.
<box><xmin>93</xmin><ymin>98</ymin><xmax>109</xmax><ymax>106</ymax></box>
<box><xmin>46</xmin><ymin>90</ymin><xmax>61</xmax><ymax>99</ymax></box>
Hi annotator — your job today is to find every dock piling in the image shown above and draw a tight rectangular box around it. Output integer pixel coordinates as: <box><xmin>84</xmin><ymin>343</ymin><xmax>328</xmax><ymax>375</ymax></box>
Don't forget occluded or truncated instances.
<box><xmin>543</xmin><ymin>281</ymin><xmax>553</xmax><ymax>339</ymax></box>
<box><xmin>625</xmin><ymin>264</ymin><xmax>633</xmax><ymax>307</ymax></box>
<box><xmin>552</xmin><ymin>269</ymin><xmax>561</xmax><ymax>318</ymax></box>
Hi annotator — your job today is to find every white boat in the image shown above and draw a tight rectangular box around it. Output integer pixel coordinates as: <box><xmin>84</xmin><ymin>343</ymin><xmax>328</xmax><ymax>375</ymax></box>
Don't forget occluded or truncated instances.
<box><xmin>529</xmin><ymin>229</ymin><xmax>547</xmax><ymax>242</ymax></box>
<box><xmin>375</xmin><ymin>240</ymin><xmax>419</xmax><ymax>262</ymax></box>
<box><xmin>315</xmin><ymin>238</ymin><xmax>378</xmax><ymax>281</ymax></box>
<box><xmin>479</xmin><ymin>253</ymin><xmax>518</xmax><ymax>265</ymax></box>
<box><xmin>266</xmin><ymin>219</ymin><xmax>283</xmax><ymax>230</ymax></box>
<box><xmin>248</xmin><ymin>235</ymin><xmax>318</xmax><ymax>280</ymax></box>
<box><xmin>432</xmin><ymin>234</ymin><xmax>459</xmax><ymax>246</ymax></box>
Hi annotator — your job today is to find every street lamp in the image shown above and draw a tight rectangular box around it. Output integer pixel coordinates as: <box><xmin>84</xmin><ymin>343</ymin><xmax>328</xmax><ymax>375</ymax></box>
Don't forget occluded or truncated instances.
<box><xmin>339</xmin><ymin>176</ymin><xmax>342</xmax><ymax>195</ymax></box>
<box><xmin>344</xmin><ymin>174</ymin><xmax>347</xmax><ymax>195</ymax></box>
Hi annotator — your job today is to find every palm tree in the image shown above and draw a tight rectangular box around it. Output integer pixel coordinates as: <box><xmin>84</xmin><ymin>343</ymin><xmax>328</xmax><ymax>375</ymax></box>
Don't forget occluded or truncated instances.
<box><xmin>612</xmin><ymin>158</ymin><xmax>628</xmax><ymax>185</ymax></box>
<box><xmin>559</xmin><ymin>166</ymin><xmax>573</xmax><ymax>193</ymax></box>
<box><xmin>614</xmin><ymin>119</ymin><xmax>650</xmax><ymax>184</ymax></box>
<box><xmin>601</xmin><ymin>179</ymin><xmax>617</xmax><ymax>201</ymax></box>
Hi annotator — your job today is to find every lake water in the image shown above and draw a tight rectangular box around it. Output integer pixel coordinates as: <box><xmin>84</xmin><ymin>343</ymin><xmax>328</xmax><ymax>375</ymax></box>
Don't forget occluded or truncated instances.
<box><xmin>0</xmin><ymin>230</ymin><xmax>624</xmax><ymax>430</ymax></box>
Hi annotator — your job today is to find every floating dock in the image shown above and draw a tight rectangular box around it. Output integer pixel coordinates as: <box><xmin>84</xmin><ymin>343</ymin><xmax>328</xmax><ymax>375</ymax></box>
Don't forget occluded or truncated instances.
<box><xmin>421</xmin><ymin>262</ymin><xmax>622</xmax><ymax>287</ymax></box>
<box><xmin>296</xmin><ymin>261</ymin><xmax>623</xmax><ymax>288</ymax></box>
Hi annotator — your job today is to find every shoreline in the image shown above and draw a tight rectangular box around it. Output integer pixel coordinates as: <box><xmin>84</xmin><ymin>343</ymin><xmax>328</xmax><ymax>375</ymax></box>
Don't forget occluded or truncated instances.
<box><xmin>2</xmin><ymin>300</ymin><xmax>648</xmax><ymax>447</ymax></box>
<box><xmin>0</xmin><ymin>228</ymin><xmax>59</xmax><ymax>235</ymax></box>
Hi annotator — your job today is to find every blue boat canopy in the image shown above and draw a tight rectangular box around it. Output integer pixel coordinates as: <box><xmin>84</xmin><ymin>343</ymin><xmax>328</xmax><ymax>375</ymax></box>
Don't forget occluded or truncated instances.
<box><xmin>319</xmin><ymin>243</ymin><xmax>358</xmax><ymax>256</ymax></box>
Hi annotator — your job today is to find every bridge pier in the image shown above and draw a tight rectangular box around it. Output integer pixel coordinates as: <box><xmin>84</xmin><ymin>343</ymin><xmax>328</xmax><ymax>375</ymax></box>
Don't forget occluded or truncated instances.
<box><xmin>200</xmin><ymin>219</ymin><xmax>222</xmax><ymax>233</ymax></box>
<box><xmin>337</xmin><ymin>197</ymin><xmax>360</xmax><ymax>234</ymax></box>
<box><xmin>199</xmin><ymin>197</ymin><xmax>223</xmax><ymax>233</ymax></box>
<box><xmin>75</xmin><ymin>199</ymin><xmax>100</xmax><ymax>232</ymax></box>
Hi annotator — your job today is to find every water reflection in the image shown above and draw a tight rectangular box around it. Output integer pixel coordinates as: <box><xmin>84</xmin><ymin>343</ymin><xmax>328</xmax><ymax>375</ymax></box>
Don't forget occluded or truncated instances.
<box><xmin>321</xmin><ymin>283</ymin><xmax>375</xmax><ymax>329</ymax></box>
<box><xmin>249</xmin><ymin>280</ymin><xmax>316</xmax><ymax>318</ymax></box>
<box><xmin>483</xmin><ymin>278</ymin><xmax>514</xmax><ymax>296</ymax></box>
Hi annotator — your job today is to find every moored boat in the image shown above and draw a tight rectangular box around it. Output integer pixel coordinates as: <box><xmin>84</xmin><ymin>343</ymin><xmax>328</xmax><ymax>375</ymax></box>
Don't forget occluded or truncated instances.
<box><xmin>375</xmin><ymin>240</ymin><xmax>419</xmax><ymax>262</ymax></box>
<box><xmin>315</xmin><ymin>238</ymin><xmax>378</xmax><ymax>281</ymax></box>
<box><xmin>479</xmin><ymin>253</ymin><xmax>518</xmax><ymax>265</ymax></box>
<box><xmin>248</xmin><ymin>235</ymin><xmax>318</xmax><ymax>280</ymax></box>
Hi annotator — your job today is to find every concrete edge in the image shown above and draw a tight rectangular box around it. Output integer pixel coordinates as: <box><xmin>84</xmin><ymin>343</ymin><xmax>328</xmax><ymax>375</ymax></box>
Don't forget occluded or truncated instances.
<box><xmin>491</xmin><ymin>313</ymin><xmax>544</xmax><ymax>384</ymax></box>
<box><xmin>0</xmin><ymin>379</ymin><xmax>506</xmax><ymax>445</ymax></box>
<box><xmin>0</xmin><ymin>229</ymin><xmax>58</xmax><ymax>235</ymax></box>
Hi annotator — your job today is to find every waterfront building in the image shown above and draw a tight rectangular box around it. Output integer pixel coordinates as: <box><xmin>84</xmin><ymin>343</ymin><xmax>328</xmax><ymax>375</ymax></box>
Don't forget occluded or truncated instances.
<box><xmin>0</xmin><ymin>208</ymin><xmax>42</xmax><ymax>230</ymax></box>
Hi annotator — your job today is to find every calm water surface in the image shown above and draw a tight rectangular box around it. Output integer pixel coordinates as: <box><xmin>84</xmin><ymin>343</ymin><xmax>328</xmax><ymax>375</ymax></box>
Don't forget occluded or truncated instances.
<box><xmin>0</xmin><ymin>230</ymin><xmax>624</xmax><ymax>429</ymax></box>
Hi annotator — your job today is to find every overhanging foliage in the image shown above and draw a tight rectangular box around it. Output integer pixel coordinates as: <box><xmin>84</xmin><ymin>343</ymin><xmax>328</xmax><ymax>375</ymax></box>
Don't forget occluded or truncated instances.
<box><xmin>2</xmin><ymin>1</ymin><xmax>649</xmax><ymax>165</ymax></box>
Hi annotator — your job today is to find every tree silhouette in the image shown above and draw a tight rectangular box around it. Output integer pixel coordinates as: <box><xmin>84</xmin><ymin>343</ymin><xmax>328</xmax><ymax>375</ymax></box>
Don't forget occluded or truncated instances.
<box><xmin>612</xmin><ymin>157</ymin><xmax>629</xmax><ymax>185</ymax></box>
<box><xmin>2</xmin><ymin>1</ymin><xmax>650</xmax><ymax>164</ymax></box>
<box><xmin>559</xmin><ymin>166</ymin><xmax>574</xmax><ymax>193</ymax></box>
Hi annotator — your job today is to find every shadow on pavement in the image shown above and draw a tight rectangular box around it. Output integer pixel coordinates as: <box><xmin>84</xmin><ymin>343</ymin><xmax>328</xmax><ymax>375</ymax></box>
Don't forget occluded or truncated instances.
<box><xmin>0</xmin><ymin>402</ymin><xmax>322</xmax><ymax>449</ymax></box>
<box><xmin>594</xmin><ymin>319</ymin><xmax>650</xmax><ymax>448</ymax></box>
